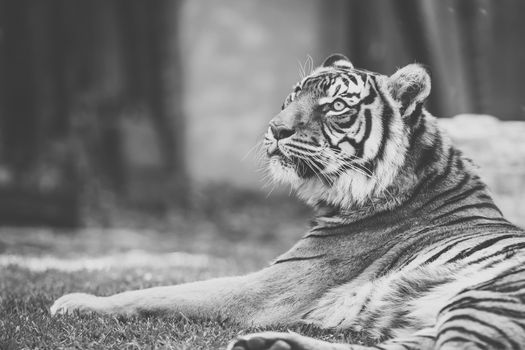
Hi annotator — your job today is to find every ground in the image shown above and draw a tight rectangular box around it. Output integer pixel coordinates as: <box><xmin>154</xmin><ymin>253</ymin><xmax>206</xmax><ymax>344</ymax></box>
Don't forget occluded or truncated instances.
<box><xmin>2</xmin><ymin>118</ymin><xmax>525</xmax><ymax>350</ymax></box>
<box><xmin>0</xmin><ymin>192</ymin><xmax>355</xmax><ymax>350</ymax></box>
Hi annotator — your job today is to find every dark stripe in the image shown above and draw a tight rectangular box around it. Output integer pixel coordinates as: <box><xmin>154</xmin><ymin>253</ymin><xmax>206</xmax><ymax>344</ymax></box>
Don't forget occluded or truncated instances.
<box><xmin>394</xmin><ymin>343</ymin><xmax>412</xmax><ymax>350</ymax></box>
<box><xmin>372</xmin><ymin>83</ymin><xmax>394</xmax><ymax>165</ymax></box>
<box><xmin>360</xmin><ymin>83</ymin><xmax>377</xmax><ymax>106</ymax></box>
<box><xmin>342</xmin><ymin>135</ymin><xmax>360</xmax><ymax>149</ymax></box>
<box><xmin>406</xmin><ymin>103</ymin><xmax>423</xmax><ymax>127</ymax></box>
<box><xmin>476</xmin><ymin>193</ymin><xmax>492</xmax><ymax>200</ymax></box>
<box><xmin>438</xmin><ymin>336</ymin><xmax>487</xmax><ymax>349</ymax></box>
<box><xmin>486</xmin><ymin>279</ymin><xmax>525</xmax><ymax>294</ymax></box>
<box><xmin>379</xmin><ymin>227</ymin><xmax>439</xmax><ymax>272</ymax></box>
<box><xmin>304</xmin><ymin>232</ymin><xmax>341</xmax><ymax>239</ymax></box>
<box><xmin>417</xmin><ymin>334</ymin><xmax>436</xmax><ymax>340</ymax></box>
<box><xmin>335</xmin><ymin>113</ymin><xmax>359</xmax><ymax>129</ymax></box>
<box><xmin>372</xmin><ymin>346</ymin><xmax>389</xmax><ymax>350</ymax></box>
<box><xmin>353</xmin><ymin>119</ymin><xmax>363</xmax><ymax>139</ymax></box>
<box><xmin>331</xmin><ymin>121</ymin><xmax>349</xmax><ymax>133</ymax></box>
<box><xmin>474</xmin><ymin>266</ymin><xmax>525</xmax><ymax>291</ymax></box>
<box><xmin>420</xmin><ymin>173</ymin><xmax>471</xmax><ymax>210</ymax></box>
<box><xmin>434</xmin><ymin>184</ymin><xmax>488</xmax><ymax>211</ymax></box>
<box><xmin>439</xmin><ymin>215</ymin><xmax>508</xmax><ymax>228</ymax></box>
<box><xmin>375</xmin><ymin>107</ymin><xmax>391</xmax><ymax>162</ymax></box>
<box><xmin>471</xmin><ymin>222</ymin><xmax>520</xmax><ymax>230</ymax></box>
<box><xmin>441</xmin><ymin>291</ymin><xmax>525</xmax><ymax>319</ymax></box>
<box><xmin>445</xmin><ymin>235</ymin><xmax>516</xmax><ymax>264</ymax></box>
<box><xmin>355</xmin><ymin>109</ymin><xmax>372</xmax><ymax>158</ymax></box>
<box><xmin>419</xmin><ymin>230</ymin><xmax>500</xmax><ymax>262</ymax></box>
<box><xmin>425</xmin><ymin>147</ymin><xmax>457</xmax><ymax>188</ymax></box>
<box><xmin>408</xmin><ymin>113</ymin><xmax>427</xmax><ymax>150</ymax></box>
<box><xmin>405</xmin><ymin>147</ymin><xmax>455</xmax><ymax>208</ymax></box>
<box><xmin>468</xmin><ymin>242</ymin><xmax>525</xmax><ymax>266</ymax></box>
<box><xmin>438</xmin><ymin>326</ymin><xmax>505</xmax><ymax>349</ymax></box>
<box><xmin>325</xmin><ymin>119</ymin><xmax>337</xmax><ymax>137</ymax></box>
<box><xmin>459</xmin><ymin>304</ymin><xmax>525</xmax><ymax>321</ymax></box>
<box><xmin>431</xmin><ymin>202</ymin><xmax>502</xmax><ymax>223</ymax></box>
<box><xmin>333</xmin><ymin>84</ymin><xmax>341</xmax><ymax>96</ymax></box>
<box><xmin>273</xmin><ymin>254</ymin><xmax>326</xmax><ymax>264</ymax></box>
<box><xmin>285</xmin><ymin>143</ymin><xmax>317</xmax><ymax>153</ymax></box>
<box><xmin>421</xmin><ymin>236</ymin><xmax>482</xmax><ymax>265</ymax></box>
<box><xmin>300</xmin><ymin>138</ymin><xmax>320</xmax><ymax>147</ymax></box>
<box><xmin>340</xmin><ymin>91</ymin><xmax>360</xmax><ymax>99</ymax></box>
<box><xmin>440</xmin><ymin>296</ymin><xmax>509</xmax><ymax>315</ymax></box>
<box><xmin>350</xmin><ymin>161</ymin><xmax>374</xmax><ymax>177</ymax></box>
<box><xmin>321</xmin><ymin>123</ymin><xmax>339</xmax><ymax>148</ymax></box>
<box><xmin>415</xmin><ymin>132</ymin><xmax>443</xmax><ymax>175</ymax></box>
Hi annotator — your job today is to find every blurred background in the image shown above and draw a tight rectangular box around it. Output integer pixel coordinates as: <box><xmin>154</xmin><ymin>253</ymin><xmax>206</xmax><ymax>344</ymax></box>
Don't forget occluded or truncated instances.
<box><xmin>2</xmin><ymin>3</ymin><xmax>524</xmax><ymax>348</ymax></box>
<box><xmin>0</xmin><ymin>0</ymin><xmax>524</xmax><ymax>230</ymax></box>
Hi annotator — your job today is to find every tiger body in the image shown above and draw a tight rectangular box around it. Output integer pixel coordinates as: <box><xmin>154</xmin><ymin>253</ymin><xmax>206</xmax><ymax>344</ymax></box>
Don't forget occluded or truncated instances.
<box><xmin>51</xmin><ymin>55</ymin><xmax>525</xmax><ymax>349</ymax></box>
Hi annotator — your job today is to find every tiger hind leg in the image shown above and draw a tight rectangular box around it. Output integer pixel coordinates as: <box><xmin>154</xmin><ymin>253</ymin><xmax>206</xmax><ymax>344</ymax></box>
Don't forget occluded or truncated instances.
<box><xmin>229</xmin><ymin>265</ymin><xmax>525</xmax><ymax>350</ymax></box>
<box><xmin>433</xmin><ymin>269</ymin><xmax>525</xmax><ymax>350</ymax></box>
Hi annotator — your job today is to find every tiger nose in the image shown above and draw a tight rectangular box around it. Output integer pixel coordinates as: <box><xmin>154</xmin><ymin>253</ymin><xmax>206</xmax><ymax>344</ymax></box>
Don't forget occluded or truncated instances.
<box><xmin>270</xmin><ymin>123</ymin><xmax>295</xmax><ymax>140</ymax></box>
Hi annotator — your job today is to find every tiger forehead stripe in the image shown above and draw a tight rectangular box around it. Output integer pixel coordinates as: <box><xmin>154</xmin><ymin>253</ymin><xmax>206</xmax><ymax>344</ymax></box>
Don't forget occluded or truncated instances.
<box><xmin>326</xmin><ymin>75</ymin><xmax>364</xmax><ymax>98</ymax></box>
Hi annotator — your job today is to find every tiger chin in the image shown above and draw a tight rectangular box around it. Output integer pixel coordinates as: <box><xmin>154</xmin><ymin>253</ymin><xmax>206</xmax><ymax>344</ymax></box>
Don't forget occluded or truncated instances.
<box><xmin>51</xmin><ymin>54</ymin><xmax>525</xmax><ymax>350</ymax></box>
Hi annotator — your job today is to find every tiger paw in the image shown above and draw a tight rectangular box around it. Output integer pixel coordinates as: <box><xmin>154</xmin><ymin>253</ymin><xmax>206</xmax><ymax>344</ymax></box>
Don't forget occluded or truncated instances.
<box><xmin>227</xmin><ymin>331</ymin><xmax>340</xmax><ymax>350</ymax></box>
<box><xmin>50</xmin><ymin>293</ymin><xmax>104</xmax><ymax>315</ymax></box>
<box><xmin>227</xmin><ymin>331</ymin><xmax>362</xmax><ymax>350</ymax></box>
<box><xmin>228</xmin><ymin>333</ymin><xmax>293</xmax><ymax>350</ymax></box>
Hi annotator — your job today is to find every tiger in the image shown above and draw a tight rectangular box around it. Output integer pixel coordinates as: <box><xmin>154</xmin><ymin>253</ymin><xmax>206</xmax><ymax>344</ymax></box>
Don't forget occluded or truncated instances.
<box><xmin>51</xmin><ymin>54</ymin><xmax>525</xmax><ymax>350</ymax></box>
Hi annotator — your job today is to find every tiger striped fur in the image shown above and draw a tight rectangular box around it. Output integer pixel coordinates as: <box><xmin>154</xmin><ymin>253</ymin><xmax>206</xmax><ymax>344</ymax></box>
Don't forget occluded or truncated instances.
<box><xmin>228</xmin><ymin>55</ymin><xmax>525</xmax><ymax>349</ymax></box>
<box><xmin>51</xmin><ymin>55</ymin><xmax>525</xmax><ymax>350</ymax></box>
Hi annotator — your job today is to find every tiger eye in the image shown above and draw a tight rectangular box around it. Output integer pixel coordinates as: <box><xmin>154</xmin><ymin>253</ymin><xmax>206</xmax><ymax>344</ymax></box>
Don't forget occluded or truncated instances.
<box><xmin>332</xmin><ymin>101</ymin><xmax>346</xmax><ymax>111</ymax></box>
<box><xmin>330</xmin><ymin>99</ymin><xmax>348</xmax><ymax>112</ymax></box>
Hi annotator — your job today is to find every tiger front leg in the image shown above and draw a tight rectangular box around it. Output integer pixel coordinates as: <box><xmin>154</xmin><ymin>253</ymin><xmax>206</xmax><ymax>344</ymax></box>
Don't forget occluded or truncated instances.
<box><xmin>51</xmin><ymin>273</ymin><xmax>262</xmax><ymax>321</ymax></box>
<box><xmin>50</xmin><ymin>264</ymin><xmax>320</xmax><ymax>326</ymax></box>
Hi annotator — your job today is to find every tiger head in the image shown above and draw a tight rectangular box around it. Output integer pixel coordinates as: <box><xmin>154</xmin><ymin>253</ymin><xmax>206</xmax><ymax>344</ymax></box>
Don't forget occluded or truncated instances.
<box><xmin>264</xmin><ymin>54</ymin><xmax>432</xmax><ymax>211</ymax></box>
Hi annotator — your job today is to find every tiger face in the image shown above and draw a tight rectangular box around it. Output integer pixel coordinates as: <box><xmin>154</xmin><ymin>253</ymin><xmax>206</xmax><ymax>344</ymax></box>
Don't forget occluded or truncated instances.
<box><xmin>264</xmin><ymin>54</ymin><xmax>431</xmax><ymax>209</ymax></box>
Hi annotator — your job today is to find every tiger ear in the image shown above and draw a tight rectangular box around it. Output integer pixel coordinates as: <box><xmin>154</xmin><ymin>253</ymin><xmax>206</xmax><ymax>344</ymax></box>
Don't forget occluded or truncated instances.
<box><xmin>388</xmin><ymin>64</ymin><xmax>431</xmax><ymax>117</ymax></box>
<box><xmin>322</xmin><ymin>54</ymin><xmax>354</xmax><ymax>69</ymax></box>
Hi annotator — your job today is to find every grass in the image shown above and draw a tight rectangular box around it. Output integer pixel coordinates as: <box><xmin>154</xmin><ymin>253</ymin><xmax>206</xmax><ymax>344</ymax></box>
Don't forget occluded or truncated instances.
<box><xmin>1</xmin><ymin>262</ymin><xmax>249</xmax><ymax>349</ymax></box>
<box><xmin>0</xmin><ymin>265</ymin><xmax>348</xmax><ymax>350</ymax></box>
<box><xmin>0</xmin><ymin>191</ymin><xmax>354</xmax><ymax>349</ymax></box>
<box><xmin>2</xmin><ymin>182</ymin><xmax>524</xmax><ymax>349</ymax></box>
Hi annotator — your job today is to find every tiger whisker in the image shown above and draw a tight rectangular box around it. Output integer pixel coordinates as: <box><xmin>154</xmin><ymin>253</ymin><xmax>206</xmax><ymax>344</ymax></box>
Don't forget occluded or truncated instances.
<box><xmin>242</xmin><ymin>139</ymin><xmax>265</xmax><ymax>162</ymax></box>
<box><xmin>317</xmin><ymin>151</ymin><xmax>397</xmax><ymax>203</ymax></box>
<box><xmin>297</xmin><ymin>59</ymin><xmax>306</xmax><ymax>79</ymax></box>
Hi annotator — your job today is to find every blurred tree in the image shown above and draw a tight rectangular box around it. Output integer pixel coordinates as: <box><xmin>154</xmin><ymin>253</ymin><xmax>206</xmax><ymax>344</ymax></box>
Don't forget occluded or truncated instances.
<box><xmin>117</xmin><ymin>0</ymin><xmax>187</xmax><ymax>209</ymax></box>
<box><xmin>0</xmin><ymin>0</ymin><xmax>187</xmax><ymax>226</ymax></box>
<box><xmin>321</xmin><ymin>0</ymin><xmax>525</xmax><ymax>120</ymax></box>
<box><xmin>0</xmin><ymin>0</ymin><xmax>78</xmax><ymax>226</ymax></box>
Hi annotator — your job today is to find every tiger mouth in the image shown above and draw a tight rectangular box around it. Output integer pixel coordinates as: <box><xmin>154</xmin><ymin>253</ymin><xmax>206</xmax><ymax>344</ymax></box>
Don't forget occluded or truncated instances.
<box><xmin>267</xmin><ymin>144</ymin><xmax>283</xmax><ymax>157</ymax></box>
<box><xmin>269</xmin><ymin>150</ymin><xmax>323</xmax><ymax>179</ymax></box>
